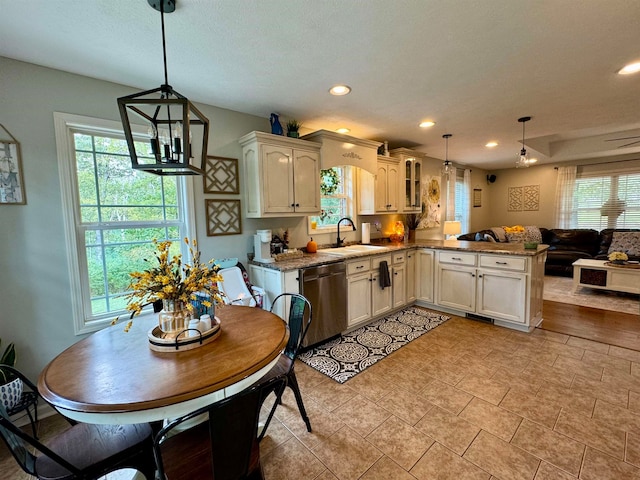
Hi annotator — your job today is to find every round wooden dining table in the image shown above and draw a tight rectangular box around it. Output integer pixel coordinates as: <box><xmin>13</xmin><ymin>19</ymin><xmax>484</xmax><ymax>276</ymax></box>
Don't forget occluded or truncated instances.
<box><xmin>38</xmin><ymin>305</ymin><xmax>289</xmax><ymax>425</ymax></box>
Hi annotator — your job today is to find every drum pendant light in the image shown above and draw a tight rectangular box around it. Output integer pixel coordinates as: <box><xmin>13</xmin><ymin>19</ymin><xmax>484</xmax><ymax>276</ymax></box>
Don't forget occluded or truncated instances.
<box><xmin>516</xmin><ymin>116</ymin><xmax>531</xmax><ymax>168</ymax></box>
<box><xmin>117</xmin><ymin>0</ymin><xmax>209</xmax><ymax>175</ymax></box>
<box><xmin>441</xmin><ymin>134</ymin><xmax>453</xmax><ymax>178</ymax></box>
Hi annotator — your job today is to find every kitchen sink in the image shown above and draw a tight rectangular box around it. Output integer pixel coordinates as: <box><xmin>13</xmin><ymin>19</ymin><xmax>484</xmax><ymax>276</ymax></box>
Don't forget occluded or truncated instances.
<box><xmin>322</xmin><ymin>245</ymin><xmax>389</xmax><ymax>256</ymax></box>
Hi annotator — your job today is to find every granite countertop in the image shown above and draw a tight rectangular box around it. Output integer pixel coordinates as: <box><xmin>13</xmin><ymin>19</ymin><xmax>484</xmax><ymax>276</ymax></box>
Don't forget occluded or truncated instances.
<box><xmin>249</xmin><ymin>240</ymin><xmax>549</xmax><ymax>272</ymax></box>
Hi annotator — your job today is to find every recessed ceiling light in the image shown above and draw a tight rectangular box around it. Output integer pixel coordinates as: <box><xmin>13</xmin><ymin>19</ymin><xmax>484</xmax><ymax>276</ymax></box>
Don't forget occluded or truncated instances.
<box><xmin>336</xmin><ymin>128</ymin><xmax>350</xmax><ymax>134</ymax></box>
<box><xmin>618</xmin><ymin>62</ymin><xmax>640</xmax><ymax>75</ymax></box>
<box><xmin>485</xmin><ymin>141</ymin><xmax>498</xmax><ymax>148</ymax></box>
<box><xmin>329</xmin><ymin>85</ymin><xmax>351</xmax><ymax>96</ymax></box>
<box><xmin>419</xmin><ymin>121</ymin><xmax>436</xmax><ymax>128</ymax></box>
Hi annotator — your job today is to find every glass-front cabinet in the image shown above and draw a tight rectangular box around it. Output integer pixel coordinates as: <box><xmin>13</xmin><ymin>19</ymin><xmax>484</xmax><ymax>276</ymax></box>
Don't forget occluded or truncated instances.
<box><xmin>390</xmin><ymin>148</ymin><xmax>425</xmax><ymax>213</ymax></box>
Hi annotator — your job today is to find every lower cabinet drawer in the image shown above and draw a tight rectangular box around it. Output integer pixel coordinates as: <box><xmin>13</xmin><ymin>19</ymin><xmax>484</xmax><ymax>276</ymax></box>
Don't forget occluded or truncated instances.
<box><xmin>438</xmin><ymin>251</ymin><xmax>476</xmax><ymax>266</ymax></box>
<box><xmin>347</xmin><ymin>259</ymin><xmax>371</xmax><ymax>275</ymax></box>
<box><xmin>479</xmin><ymin>254</ymin><xmax>526</xmax><ymax>272</ymax></box>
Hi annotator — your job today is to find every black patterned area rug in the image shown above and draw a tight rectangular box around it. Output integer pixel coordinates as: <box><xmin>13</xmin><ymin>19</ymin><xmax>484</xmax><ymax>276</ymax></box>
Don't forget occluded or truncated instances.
<box><xmin>298</xmin><ymin>307</ymin><xmax>449</xmax><ymax>383</ymax></box>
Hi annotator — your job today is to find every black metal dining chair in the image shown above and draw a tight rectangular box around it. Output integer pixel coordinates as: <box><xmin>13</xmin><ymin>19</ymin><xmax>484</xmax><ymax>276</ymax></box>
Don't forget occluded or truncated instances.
<box><xmin>153</xmin><ymin>376</ymin><xmax>286</xmax><ymax>480</ymax></box>
<box><xmin>2</xmin><ymin>365</ymin><xmax>39</xmax><ymax>438</ymax></box>
<box><xmin>257</xmin><ymin>293</ymin><xmax>313</xmax><ymax>441</ymax></box>
<box><xmin>0</xmin><ymin>366</ymin><xmax>156</xmax><ymax>480</ymax></box>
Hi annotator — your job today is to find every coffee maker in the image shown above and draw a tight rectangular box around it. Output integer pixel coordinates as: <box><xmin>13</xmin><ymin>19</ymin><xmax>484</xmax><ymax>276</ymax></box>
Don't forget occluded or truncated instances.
<box><xmin>254</xmin><ymin>229</ymin><xmax>274</xmax><ymax>263</ymax></box>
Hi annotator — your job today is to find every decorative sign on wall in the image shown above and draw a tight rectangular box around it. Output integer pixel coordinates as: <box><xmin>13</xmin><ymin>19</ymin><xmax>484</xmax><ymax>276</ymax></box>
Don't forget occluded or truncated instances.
<box><xmin>508</xmin><ymin>185</ymin><xmax>540</xmax><ymax>212</ymax></box>
<box><xmin>0</xmin><ymin>124</ymin><xmax>26</xmax><ymax>205</ymax></box>
<box><xmin>508</xmin><ymin>186</ymin><xmax>523</xmax><ymax>211</ymax></box>
<box><xmin>203</xmin><ymin>156</ymin><xmax>239</xmax><ymax>194</ymax></box>
<box><xmin>523</xmin><ymin>185</ymin><xmax>540</xmax><ymax>211</ymax></box>
<box><xmin>206</xmin><ymin>199</ymin><xmax>242</xmax><ymax>236</ymax></box>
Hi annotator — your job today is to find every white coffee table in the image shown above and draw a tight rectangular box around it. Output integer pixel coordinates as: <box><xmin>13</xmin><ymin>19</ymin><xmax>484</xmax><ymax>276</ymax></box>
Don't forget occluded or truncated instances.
<box><xmin>572</xmin><ymin>259</ymin><xmax>640</xmax><ymax>295</ymax></box>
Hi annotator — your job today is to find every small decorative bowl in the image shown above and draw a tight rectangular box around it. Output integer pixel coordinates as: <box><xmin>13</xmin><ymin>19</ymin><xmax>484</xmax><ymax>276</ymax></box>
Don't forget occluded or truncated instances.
<box><xmin>524</xmin><ymin>242</ymin><xmax>539</xmax><ymax>249</ymax></box>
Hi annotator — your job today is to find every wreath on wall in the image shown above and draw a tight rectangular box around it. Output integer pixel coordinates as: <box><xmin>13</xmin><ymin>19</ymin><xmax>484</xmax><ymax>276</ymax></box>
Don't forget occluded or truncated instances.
<box><xmin>320</xmin><ymin>168</ymin><xmax>340</xmax><ymax>196</ymax></box>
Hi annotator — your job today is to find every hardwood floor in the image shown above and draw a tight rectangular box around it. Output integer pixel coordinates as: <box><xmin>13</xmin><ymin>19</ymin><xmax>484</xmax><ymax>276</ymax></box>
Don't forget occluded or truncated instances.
<box><xmin>540</xmin><ymin>300</ymin><xmax>640</xmax><ymax>351</ymax></box>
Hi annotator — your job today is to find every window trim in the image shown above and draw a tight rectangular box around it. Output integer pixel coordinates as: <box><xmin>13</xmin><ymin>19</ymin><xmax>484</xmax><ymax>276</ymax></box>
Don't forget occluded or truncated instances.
<box><xmin>54</xmin><ymin>112</ymin><xmax>196</xmax><ymax>334</ymax></box>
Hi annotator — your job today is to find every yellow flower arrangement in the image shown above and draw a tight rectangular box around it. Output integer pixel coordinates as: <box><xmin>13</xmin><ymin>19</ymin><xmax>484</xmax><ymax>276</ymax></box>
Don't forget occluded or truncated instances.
<box><xmin>503</xmin><ymin>225</ymin><xmax>525</xmax><ymax>234</ymax></box>
<box><xmin>608</xmin><ymin>251</ymin><xmax>628</xmax><ymax>262</ymax></box>
<box><xmin>118</xmin><ymin>238</ymin><xmax>223</xmax><ymax>332</ymax></box>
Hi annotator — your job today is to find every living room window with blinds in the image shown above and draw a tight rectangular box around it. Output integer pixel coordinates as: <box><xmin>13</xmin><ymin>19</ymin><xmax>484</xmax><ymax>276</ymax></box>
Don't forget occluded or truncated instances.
<box><xmin>573</xmin><ymin>169</ymin><xmax>640</xmax><ymax>230</ymax></box>
<box><xmin>555</xmin><ymin>161</ymin><xmax>640</xmax><ymax>229</ymax></box>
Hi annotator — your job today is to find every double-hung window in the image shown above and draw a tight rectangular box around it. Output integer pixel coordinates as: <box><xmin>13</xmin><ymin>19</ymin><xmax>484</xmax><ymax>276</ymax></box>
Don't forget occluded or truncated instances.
<box><xmin>309</xmin><ymin>166</ymin><xmax>354</xmax><ymax>232</ymax></box>
<box><xmin>55</xmin><ymin>113</ymin><xmax>194</xmax><ymax>334</ymax></box>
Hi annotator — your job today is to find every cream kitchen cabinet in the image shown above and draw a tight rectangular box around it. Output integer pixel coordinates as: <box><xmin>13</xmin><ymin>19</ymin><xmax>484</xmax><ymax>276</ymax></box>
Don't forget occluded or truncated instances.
<box><xmin>390</xmin><ymin>148</ymin><xmax>425</xmax><ymax>213</ymax></box>
<box><xmin>436</xmin><ymin>251</ymin><xmax>477</xmax><ymax>312</ymax></box>
<box><xmin>346</xmin><ymin>254</ymin><xmax>394</xmax><ymax>327</ymax></box>
<box><xmin>415</xmin><ymin>249</ymin><xmax>435</xmax><ymax>303</ymax></box>
<box><xmin>405</xmin><ymin>250</ymin><xmax>417</xmax><ymax>303</ymax></box>
<box><xmin>248</xmin><ymin>264</ymin><xmax>299</xmax><ymax>318</ymax></box>
<box><xmin>391</xmin><ymin>251</ymin><xmax>406</xmax><ymax>309</ymax></box>
<box><xmin>239</xmin><ymin>131</ymin><xmax>321</xmax><ymax>217</ymax></box>
<box><xmin>433</xmin><ymin>250</ymin><xmax>546</xmax><ymax>331</ymax></box>
<box><xmin>346</xmin><ymin>258</ymin><xmax>373</xmax><ymax>327</ymax></box>
<box><xmin>357</xmin><ymin>156</ymin><xmax>400</xmax><ymax>214</ymax></box>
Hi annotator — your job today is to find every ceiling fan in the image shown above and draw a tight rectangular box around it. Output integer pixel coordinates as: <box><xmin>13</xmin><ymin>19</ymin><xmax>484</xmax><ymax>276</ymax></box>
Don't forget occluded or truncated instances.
<box><xmin>604</xmin><ymin>135</ymin><xmax>640</xmax><ymax>148</ymax></box>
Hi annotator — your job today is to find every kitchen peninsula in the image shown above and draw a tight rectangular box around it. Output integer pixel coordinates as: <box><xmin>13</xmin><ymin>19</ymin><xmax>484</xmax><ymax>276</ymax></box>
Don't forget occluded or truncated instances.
<box><xmin>249</xmin><ymin>240</ymin><xmax>548</xmax><ymax>339</ymax></box>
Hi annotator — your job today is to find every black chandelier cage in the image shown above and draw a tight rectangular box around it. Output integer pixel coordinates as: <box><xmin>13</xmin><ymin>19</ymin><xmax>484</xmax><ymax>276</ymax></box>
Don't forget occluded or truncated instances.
<box><xmin>117</xmin><ymin>0</ymin><xmax>210</xmax><ymax>176</ymax></box>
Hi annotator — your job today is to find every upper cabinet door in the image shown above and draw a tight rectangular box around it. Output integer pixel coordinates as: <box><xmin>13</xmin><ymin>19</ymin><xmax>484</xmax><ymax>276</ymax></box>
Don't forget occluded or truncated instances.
<box><xmin>239</xmin><ymin>131</ymin><xmax>321</xmax><ymax>218</ymax></box>
<box><xmin>262</xmin><ymin>144</ymin><xmax>295</xmax><ymax>213</ymax></box>
<box><xmin>292</xmin><ymin>149</ymin><xmax>320</xmax><ymax>213</ymax></box>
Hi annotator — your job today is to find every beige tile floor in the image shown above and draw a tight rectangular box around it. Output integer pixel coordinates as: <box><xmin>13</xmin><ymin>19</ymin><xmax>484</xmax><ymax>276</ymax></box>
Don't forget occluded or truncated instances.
<box><xmin>4</xmin><ymin>313</ymin><xmax>640</xmax><ymax>479</ymax></box>
<box><xmin>259</xmin><ymin>314</ymin><xmax>640</xmax><ymax>480</ymax></box>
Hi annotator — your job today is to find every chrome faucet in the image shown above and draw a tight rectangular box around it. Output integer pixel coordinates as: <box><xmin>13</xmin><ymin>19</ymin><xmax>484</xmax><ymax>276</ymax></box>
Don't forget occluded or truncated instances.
<box><xmin>336</xmin><ymin>217</ymin><xmax>356</xmax><ymax>247</ymax></box>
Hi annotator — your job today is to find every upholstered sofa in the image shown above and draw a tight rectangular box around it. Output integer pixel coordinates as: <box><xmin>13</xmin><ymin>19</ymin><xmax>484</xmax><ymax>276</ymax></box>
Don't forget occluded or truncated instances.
<box><xmin>458</xmin><ymin>227</ymin><xmax>640</xmax><ymax>276</ymax></box>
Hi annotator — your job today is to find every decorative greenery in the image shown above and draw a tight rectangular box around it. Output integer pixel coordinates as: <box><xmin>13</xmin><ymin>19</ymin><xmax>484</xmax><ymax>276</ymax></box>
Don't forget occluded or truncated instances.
<box><xmin>403</xmin><ymin>213</ymin><xmax>421</xmax><ymax>230</ymax></box>
<box><xmin>118</xmin><ymin>238</ymin><xmax>223</xmax><ymax>332</ymax></box>
<box><xmin>320</xmin><ymin>168</ymin><xmax>340</xmax><ymax>196</ymax></box>
<box><xmin>608</xmin><ymin>251</ymin><xmax>628</xmax><ymax>262</ymax></box>
<box><xmin>0</xmin><ymin>338</ymin><xmax>16</xmax><ymax>384</ymax></box>
<box><xmin>286</xmin><ymin>119</ymin><xmax>302</xmax><ymax>133</ymax></box>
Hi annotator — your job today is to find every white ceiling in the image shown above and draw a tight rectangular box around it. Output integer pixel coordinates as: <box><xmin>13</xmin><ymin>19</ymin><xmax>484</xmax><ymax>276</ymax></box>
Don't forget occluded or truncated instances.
<box><xmin>2</xmin><ymin>0</ymin><xmax>640</xmax><ymax>170</ymax></box>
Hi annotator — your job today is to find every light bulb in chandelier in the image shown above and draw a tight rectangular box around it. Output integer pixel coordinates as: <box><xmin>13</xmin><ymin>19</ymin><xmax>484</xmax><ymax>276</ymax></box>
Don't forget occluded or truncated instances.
<box><xmin>516</xmin><ymin>116</ymin><xmax>532</xmax><ymax>168</ymax></box>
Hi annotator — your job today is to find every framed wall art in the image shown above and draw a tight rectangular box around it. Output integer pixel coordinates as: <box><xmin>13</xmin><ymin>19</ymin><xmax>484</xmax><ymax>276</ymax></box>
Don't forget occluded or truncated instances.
<box><xmin>0</xmin><ymin>124</ymin><xmax>26</xmax><ymax>205</ymax></box>
<box><xmin>206</xmin><ymin>199</ymin><xmax>242</xmax><ymax>236</ymax></box>
<box><xmin>204</xmin><ymin>156</ymin><xmax>239</xmax><ymax>194</ymax></box>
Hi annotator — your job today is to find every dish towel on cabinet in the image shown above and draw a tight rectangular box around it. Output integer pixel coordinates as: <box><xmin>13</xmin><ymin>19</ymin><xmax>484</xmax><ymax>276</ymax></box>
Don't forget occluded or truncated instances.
<box><xmin>379</xmin><ymin>261</ymin><xmax>391</xmax><ymax>289</ymax></box>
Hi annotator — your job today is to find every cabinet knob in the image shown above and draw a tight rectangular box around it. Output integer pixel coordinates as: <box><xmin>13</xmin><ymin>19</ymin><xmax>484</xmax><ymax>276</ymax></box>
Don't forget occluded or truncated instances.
<box><xmin>471</xmin><ymin>273</ymin><xmax>475</xmax><ymax>277</ymax></box>
<box><xmin>478</xmin><ymin>274</ymin><xmax>482</xmax><ymax>278</ymax></box>
<box><xmin>295</xmin><ymin>203</ymin><xmax>300</xmax><ymax>207</ymax></box>
<box><xmin>290</xmin><ymin>203</ymin><xmax>295</xmax><ymax>207</ymax></box>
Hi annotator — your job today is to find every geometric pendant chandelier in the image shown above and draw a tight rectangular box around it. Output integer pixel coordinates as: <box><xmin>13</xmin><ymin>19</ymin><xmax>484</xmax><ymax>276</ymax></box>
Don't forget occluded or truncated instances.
<box><xmin>117</xmin><ymin>0</ymin><xmax>209</xmax><ymax>175</ymax></box>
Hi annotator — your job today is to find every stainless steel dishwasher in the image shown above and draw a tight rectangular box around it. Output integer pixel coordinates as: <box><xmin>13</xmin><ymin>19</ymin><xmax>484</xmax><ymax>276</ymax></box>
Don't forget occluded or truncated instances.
<box><xmin>299</xmin><ymin>262</ymin><xmax>347</xmax><ymax>347</ymax></box>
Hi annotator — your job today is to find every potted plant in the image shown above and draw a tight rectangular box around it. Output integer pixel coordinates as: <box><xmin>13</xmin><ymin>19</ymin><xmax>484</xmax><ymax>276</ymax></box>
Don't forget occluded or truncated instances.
<box><xmin>403</xmin><ymin>213</ymin><xmax>421</xmax><ymax>241</ymax></box>
<box><xmin>0</xmin><ymin>338</ymin><xmax>22</xmax><ymax>410</ymax></box>
<box><xmin>286</xmin><ymin>119</ymin><xmax>302</xmax><ymax>138</ymax></box>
